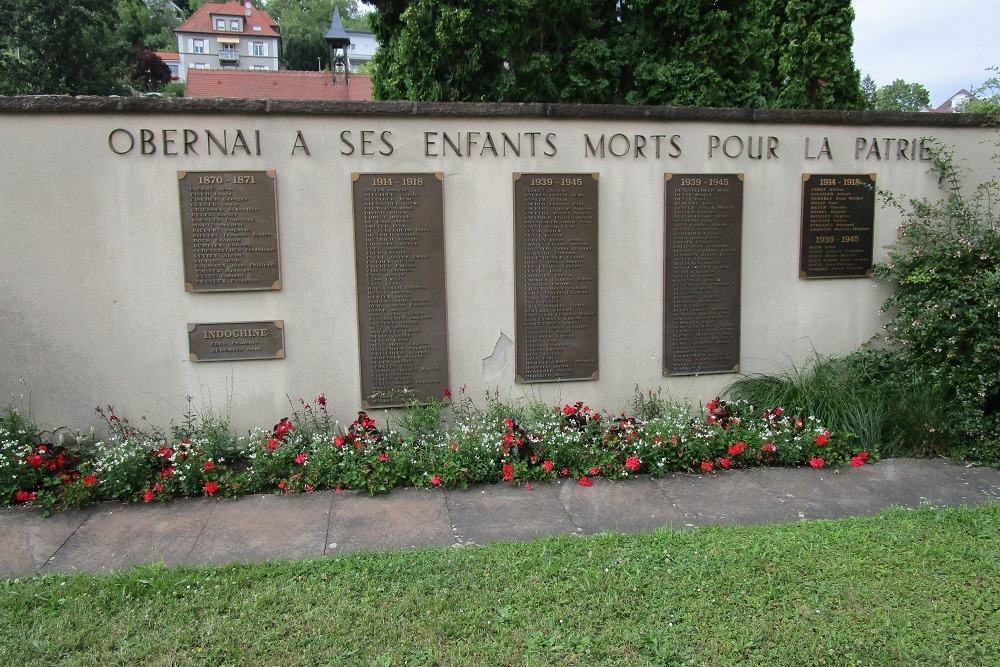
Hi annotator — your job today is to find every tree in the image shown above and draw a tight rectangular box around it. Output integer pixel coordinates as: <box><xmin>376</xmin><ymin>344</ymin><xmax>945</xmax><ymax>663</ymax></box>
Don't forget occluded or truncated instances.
<box><xmin>873</xmin><ymin>78</ymin><xmax>930</xmax><ymax>112</ymax></box>
<box><xmin>775</xmin><ymin>0</ymin><xmax>864</xmax><ymax>109</ymax></box>
<box><xmin>0</xmin><ymin>0</ymin><xmax>131</xmax><ymax>95</ymax></box>
<box><xmin>964</xmin><ymin>68</ymin><xmax>1000</xmax><ymax>120</ymax></box>
<box><xmin>133</xmin><ymin>48</ymin><xmax>173</xmax><ymax>91</ymax></box>
<box><xmin>263</xmin><ymin>0</ymin><xmax>362</xmax><ymax>71</ymax></box>
<box><xmin>370</xmin><ymin>0</ymin><xmax>865</xmax><ymax>109</ymax></box>
<box><xmin>116</xmin><ymin>0</ymin><xmax>183</xmax><ymax>52</ymax></box>
<box><xmin>861</xmin><ymin>73</ymin><xmax>877</xmax><ymax>110</ymax></box>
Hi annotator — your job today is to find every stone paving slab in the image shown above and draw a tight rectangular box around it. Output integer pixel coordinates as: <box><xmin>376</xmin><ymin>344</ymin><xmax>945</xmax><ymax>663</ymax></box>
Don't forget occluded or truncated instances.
<box><xmin>325</xmin><ymin>487</ymin><xmax>453</xmax><ymax>555</ymax></box>
<box><xmin>654</xmin><ymin>469</ymin><xmax>799</xmax><ymax>526</ymax></box>
<box><xmin>557</xmin><ymin>476</ymin><xmax>686</xmax><ymax>534</ymax></box>
<box><xmin>0</xmin><ymin>506</ymin><xmax>93</xmax><ymax>577</ymax></box>
<box><xmin>187</xmin><ymin>492</ymin><xmax>332</xmax><ymax>566</ymax></box>
<box><xmin>39</xmin><ymin>498</ymin><xmax>212</xmax><ymax>575</ymax></box>
<box><xmin>446</xmin><ymin>482</ymin><xmax>578</xmax><ymax>546</ymax></box>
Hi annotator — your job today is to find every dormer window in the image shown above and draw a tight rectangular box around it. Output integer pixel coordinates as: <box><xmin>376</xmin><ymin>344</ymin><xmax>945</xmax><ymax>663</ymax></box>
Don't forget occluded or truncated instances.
<box><xmin>231</xmin><ymin>19</ymin><xmax>240</xmax><ymax>31</ymax></box>
<box><xmin>215</xmin><ymin>18</ymin><xmax>225</xmax><ymax>30</ymax></box>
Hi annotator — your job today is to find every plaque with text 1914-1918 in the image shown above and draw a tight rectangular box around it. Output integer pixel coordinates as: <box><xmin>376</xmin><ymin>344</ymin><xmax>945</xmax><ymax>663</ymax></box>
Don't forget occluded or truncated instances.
<box><xmin>353</xmin><ymin>173</ymin><xmax>450</xmax><ymax>409</ymax></box>
<box><xmin>799</xmin><ymin>174</ymin><xmax>876</xmax><ymax>279</ymax></box>
<box><xmin>664</xmin><ymin>174</ymin><xmax>743</xmax><ymax>376</ymax></box>
<box><xmin>188</xmin><ymin>321</ymin><xmax>285</xmax><ymax>362</ymax></box>
<box><xmin>514</xmin><ymin>173</ymin><xmax>599</xmax><ymax>383</ymax></box>
<box><xmin>178</xmin><ymin>171</ymin><xmax>281</xmax><ymax>292</ymax></box>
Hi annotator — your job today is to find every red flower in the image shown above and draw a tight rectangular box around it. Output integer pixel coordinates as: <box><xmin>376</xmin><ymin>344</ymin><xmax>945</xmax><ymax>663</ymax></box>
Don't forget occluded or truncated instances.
<box><xmin>431</xmin><ymin>475</ymin><xmax>441</xmax><ymax>486</ymax></box>
<box><xmin>525</xmin><ymin>482</ymin><xmax>534</xmax><ymax>490</ymax></box>
<box><xmin>504</xmin><ymin>418</ymin><xmax>515</xmax><ymax>429</ymax></box>
<box><xmin>857</xmin><ymin>450</ymin><xmax>870</xmax><ymax>462</ymax></box>
<box><xmin>160</xmin><ymin>466</ymin><xmax>174</xmax><ymax>478</ymax></box>
<box><xmin>762</xmin><ymin>410</ymin><xmax>770</xmax><ymax>420</ymax></box>
<box><xmin>563</xmin><ymin>404</ymin><xmax>577</xmax><ymax>416</ymax></box>
<box><xmin>762</xmin><ymin>442</ymin><xmax>776</xmax><ymax>453</ymax></box>
<box><xmin>589</xmin><ymin>466</ymin><xmax>601</xmax><ymax>476</ymax></box>
<box><xmin>578</xmin><ymin>476</ymin><xmax>592</xmax><ymax>487</ymax></box>
<box><xmin>333</xmin><ymin>436</ymin><xmax>345</xmax><ymax>448</ymax></box>
<box><xmin>442</xmin><ymin>387</ymin><xmax>452</xmax><ymax>399</ymax></box>
<box><xmin>274</xmin><ymin>418</ymin><xmax>293</xmax><ymax>439</ymax></box>
<box><xmin>16</xmin><ymin>490</ymin><xmax>36</xmax><ymax>502</ymax></box>
<box><xmin>542</xmin><ymin>460</ymin><xmax>553</xmax><ymax>472</ymax></box>
<box><xmin>278</xmin><ymin>480</ymin><xmax>286</xmax><ymax>490</ymax></box>
<box><xmin>774</xmin><ymin>407</ymin><xmax>783</xmax><ymax>417</ymax></box>
<box><xmin>815</xmin><ymin>431</ymin><xmax>830</xmax><ymax>446</ymax></box>
<box><xmin>204</xmin><ymin>480</ymin><xmax>219</xmax><ymax>495</ymax></box>
<box><xmin>143</xmin><ymin>489</ymin><xmax>156</xmax><ymax>502</ymax></box>
<box><xmin>625</xmin><ymin>456</ymin><xmax>640</xmax><ymax>471</ymax></box>
<box><xmin>671</xmin><ymin>435</ymin><xmax>680</xmax><ymax>444</ymax></box>
<box><xmin>502</xmin><ymin>463</ymin><xmax>514</xmax><ymax>482</ymax></box>
<box><xmin>26</xmin><ymin>454</ymin><xmax>42</xmax><ymax>467</ymax></box>
<box><xmin>82</xmin><ymin>475</ymin><xmax>98</xmax><ymax>486</ymax></box>
<box><xmin>266</xmin><ymin>439</ymin><xmax>279</xmax><ymax>451</ymax></box>
<box><xmin>728</xmin><ymin>442</ymin><xmax>746</xmax><ymax>456</ymax></box>
<box><xmin>305</xmin><ymin>484</ymin><xmax>314</xmax><ymax>492</ymax></box>
<box><xmin>795</xmin><ymin>418</ymin><xmax>804</xmax><ymax>430</ymax></box>
<box><xmin>700</xmin><ymin>461</ymin><xmax>714</xmax><ymax>471</ymax></box>
<box><xmin>809</xmin><ymin>456</ymin><xmax>825</xmax><ymax>468</ymax></box>
<box><xmin>203</xmin><ymin>460</ymin><xmax>215</xmax><ymax>471</ymax></box>
<box><xmin>378</xmin><ymin>452</ymin><xmax>388</xmax><ymax>463</ymax></box>
<box><xmin>317</xmin><ymin>394</ymin><xmax>327</xmax><ymax>408</ymax></box>
<box><xmin>154</xmin><ymin>483</ymin><xmax>164</xmax><ymax>493</ymax></box>
<box><xmin>502</xmin><ymin>432</ymin><xmax>514</xmax><ymax>446</ymax></box>
<box><xmin>296</xmin><ymin>452</ymin><xmax>308</xmax><ymax>465</ymax></box>
<box><xmin>851</xmin><ymin>454</ymin><xmax>866</xmax><ymax>467</ymax></box>
<box><xmin>560</xmin><ymin>468</ymin><xmax>569</xmax><ymax>477</ymax></box>
<box><xmin>718</xmin><ymin>457</ymin><xmax>731</xmax><ymax>469</ymax></box>
<box><xmin>653</xmin><ymin>435</ymin><xmax>663</xmax><ymax>445</ymax></box>
<box><xmin>157</xmin><ymin>446</ymin><xmax>173</xmax><ymax>459</ymax></box>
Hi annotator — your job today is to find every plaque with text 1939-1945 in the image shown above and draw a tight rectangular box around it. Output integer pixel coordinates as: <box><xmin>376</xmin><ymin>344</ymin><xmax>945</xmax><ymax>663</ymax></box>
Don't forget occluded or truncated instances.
<box><xmin>800</xmin><ymin>174</ymin><xmax>876</xmax><ymax>279</ymax></box>
<box><xmin>353</xmin><ymin>173</ymin><xmax>450</xmax><ymax>409</ymax></box>
<box><xmin>188</xmin><ymin>321</ymin><xmax>285</xmax><ymax>362</ymax></box>
<box><xmin>664</xmin><ymin>174</ymin><xmax>743</xmax><ymax>376</ymax></box>
<box><xmin>514</xmin><ymin>173</ymin><xmax>599</xmax><ymax>383</ymax></box>
<box><xmin>178</xmin><ymin>170</ymin><xmax>281</xmax><ymax>292</ymax></box>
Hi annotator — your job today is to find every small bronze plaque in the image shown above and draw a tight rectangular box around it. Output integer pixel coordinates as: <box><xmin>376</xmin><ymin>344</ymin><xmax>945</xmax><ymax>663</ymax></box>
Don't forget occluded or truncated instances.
<box><xmin>514</xmin><ymin>173</ymin><xmax>599</xmax><ymax>383</ymax></box>
<box><xmin>178</xmin><ymin>170</ymin><xmax>281</xmax><ymax>292</ymax></box>
<box><xmin>188</xmin><ymin>321</ymin><xmax>285</xmax><ymax>362</ymax></box>
<box><xmin>353</xmin><ymin>173</ymin><xmax>450</xmax><ymax>408</ymax></box>
<box><xmin>664</xmin><ymin>174</ymin><xmax>743</xmax><ymax>376</ymax></box>
<box><xmin>799</xmin><ymin>174</ymin><xmax>876</xmax><ymax>279</ymax></box>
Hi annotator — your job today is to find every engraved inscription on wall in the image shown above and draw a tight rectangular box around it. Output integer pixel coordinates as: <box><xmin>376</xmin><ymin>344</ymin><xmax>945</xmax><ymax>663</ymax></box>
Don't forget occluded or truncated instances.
<box><xmin>353</xmin><ymin>173</ymin><xmax>449</xmax><ymax>408</ymax></box>
<box><xmin>178</xmin><ymin>171</ymin><xmax>281</xmax><ymax>292</ymax></box>
<box><xmin>664</xmin><ymin>174</ymin><xmax>743</xmax><ymax>375</ymax></box>
<box><xmin>514</xmin><ymin>173</ymin><xmax>599</xmax><ymax>383</ymax></box>
<box><xmin>799</xmin><ymin>174</ymin><xmax>876</xmax><ymax>279</ymax></box>
<box><xmin>188</xmin><ymin>321</ymin><xmax>285</xmax><ymax>362</ymax></box>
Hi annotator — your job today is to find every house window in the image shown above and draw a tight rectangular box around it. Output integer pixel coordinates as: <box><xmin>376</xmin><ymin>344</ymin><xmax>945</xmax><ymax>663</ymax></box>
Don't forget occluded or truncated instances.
<box><xmin>252</xmin><ymin>65</ymin><xmax>269</xmax><ymax>71</ymax></box>
<box><xmin>231</xmin><ymin>20</ymin><xmax>240</xmax><ymax>31</ymax></box>
<box><xmin>192</xmin><ymin>39</ymin><xmax>206</xmax><ymax>54</ymax></box>
<box><xmin>215</xmin><ymin>18</ymin><xmax>226</xmax><ymax>30</ymax></box>
<box><xmin>252</xmin><ymin>42</ymin><xmax>265</xmax><ymax>57</ymax></box>
<box><xmin>192</xmin><ymin>63</ymin><xmax>209</xmax><ymax>69</ymax></box>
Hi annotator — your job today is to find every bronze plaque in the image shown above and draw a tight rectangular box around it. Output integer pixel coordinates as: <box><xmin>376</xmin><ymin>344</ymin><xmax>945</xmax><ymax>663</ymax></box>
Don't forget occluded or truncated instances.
<box><xmin>178</xmin><ymin>170</ymin><xmax>281</xmax><ymax>292</ymax></box>
<box><xmin>514</xmin><ymin>173</ymin><xmax>599</xmax><ymax>383</ymax></box>
<box><xmin>188</xmin><ymin>321</ymin><xmax>285</xmax><ymax>362</ymax></box>
<box><xmin>799</xmin><ymin>174</ymin><xmax>876</xmax><ymax>279</ymax></box>
<box><xmin>664</xmin><ymin>174</ymin><xmax>743</xmax><ymax>376</ymax></box>
<box><xmin>353</xmin><ymin>173</ymin><xmax>449</xmax><ymax>408</ymax></box>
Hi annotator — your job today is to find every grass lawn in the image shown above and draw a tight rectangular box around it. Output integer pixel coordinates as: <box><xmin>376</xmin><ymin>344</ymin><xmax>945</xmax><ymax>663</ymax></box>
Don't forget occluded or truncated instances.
<box><xmin>2</xmin><ymin>504</ymin><xmax>998</xmax><ymax>666</ymax></box>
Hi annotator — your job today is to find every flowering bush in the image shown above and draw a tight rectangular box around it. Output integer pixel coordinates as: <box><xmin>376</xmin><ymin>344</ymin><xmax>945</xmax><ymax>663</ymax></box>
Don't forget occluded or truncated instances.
<box><xmin>3</xmin><ymin>387</ymin><xmax>871</xmax><ymax>512</ymax></box>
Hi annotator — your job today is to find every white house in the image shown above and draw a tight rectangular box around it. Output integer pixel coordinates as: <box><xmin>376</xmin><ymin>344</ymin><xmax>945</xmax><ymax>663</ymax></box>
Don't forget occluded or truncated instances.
<box><xmin>174</xmin><ymin>1</ymin><xmax>280</xmax><ymax>82</ymax></box>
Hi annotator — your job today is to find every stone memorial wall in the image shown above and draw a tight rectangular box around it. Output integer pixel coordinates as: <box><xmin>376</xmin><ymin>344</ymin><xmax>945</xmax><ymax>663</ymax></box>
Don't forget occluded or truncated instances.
<box><xmin>0</xmin><ymin>98</ymin><xmax>993</xmax><ymax>432</ymax></box>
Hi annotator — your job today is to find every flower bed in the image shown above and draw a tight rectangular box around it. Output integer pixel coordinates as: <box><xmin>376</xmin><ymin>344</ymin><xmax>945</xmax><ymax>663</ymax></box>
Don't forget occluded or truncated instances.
<box><xmin>0</xmin><ymin>389</ymin><xmax>871</xmax><ymax>513</ymax></box>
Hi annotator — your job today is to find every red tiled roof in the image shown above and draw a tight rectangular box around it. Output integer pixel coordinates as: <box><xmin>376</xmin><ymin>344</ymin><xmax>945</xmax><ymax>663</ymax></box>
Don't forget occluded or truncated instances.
<box><xmin>176</xmin><ymin>2</ymin><xmax>279</xmax><ymax>38</ymax></box>
<box><xmin>155</xmin><ymin>52</ymin><xmax>179</xmax><ymax>62</ymax></box>
<box><xmin>184</xmin><ymin>70</ymin><xmax>373</xmax><ymax>101</ymax></box>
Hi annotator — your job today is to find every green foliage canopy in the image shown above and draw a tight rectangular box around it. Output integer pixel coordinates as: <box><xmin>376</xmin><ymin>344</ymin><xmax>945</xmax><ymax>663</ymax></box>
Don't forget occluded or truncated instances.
<box><xmin>264</xmin><ymin>0</ymin><xmax>366</xmax><ymax>71</ymax></box>
<box><xmin>874</xmin><ymin>78</ymin><xmax>931</xmax><ymax>112</ymax></box>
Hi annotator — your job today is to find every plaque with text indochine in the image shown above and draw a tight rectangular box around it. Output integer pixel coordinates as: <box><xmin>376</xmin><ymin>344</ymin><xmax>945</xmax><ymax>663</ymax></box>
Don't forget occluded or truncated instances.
<box><xmin>514</xmin><ymin>173</ymin><xmax>599</xmax><ymax>383</ymax></box>
<box><xmin>799</xmin><ymin>174</ymin><xmax>876</xmax><ymax>279</ymax></box>
<box><xmin>664</xmin><ymin>174</ymin><xmax>743</xmax><ymax>376</ymax></box>
<box><xmin>178</xmin><ymin>171</ymin><xmax>281</xmax><ymax>292</ymax></box>
<box><xmin>188</xmin><ymin>321</ymin><xmax>285</xmax><ymax>362</ymax></box>
<box><xmin>353</xmin><ymin>173</ymin><xmax>450</xmax><ymax>408</ymax></box>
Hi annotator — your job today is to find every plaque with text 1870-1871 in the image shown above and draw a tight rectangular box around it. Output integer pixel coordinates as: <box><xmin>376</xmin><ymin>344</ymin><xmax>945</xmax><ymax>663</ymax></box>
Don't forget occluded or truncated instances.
<box><xmin>353</xmin><ymin>173</ymin><xmax>450</xmax><ymax>409</ymax></box>
<box><xmin>800</xmin><ymin>174</ymin><xmax>876</xmax><ymax>279</ymax></box>
<box><xmin>178</xmin><ymin>170</ymin><xmax>281</xmax><ymax>292</ymax></box>
<box><xmin>514</xmin><ymin>173</ymin><xmax>599</xmax><ymax>383</ymax></box>
<box><xmin>188</xmin><ymin>321</ymin><xmax>285</xmax><ymax>362</ymax></box>
<box><xmin>664</xmin><ymin>174</ymin><xmax>743</xmax><ymax>376</ymax></box>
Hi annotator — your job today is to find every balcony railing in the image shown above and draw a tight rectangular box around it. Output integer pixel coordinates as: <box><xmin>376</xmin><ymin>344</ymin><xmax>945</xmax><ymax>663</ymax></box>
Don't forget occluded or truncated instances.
<box><xmin>219</xmin><ymin>51</ymin><xmax>240</xmax><ymax>64</ymax></box>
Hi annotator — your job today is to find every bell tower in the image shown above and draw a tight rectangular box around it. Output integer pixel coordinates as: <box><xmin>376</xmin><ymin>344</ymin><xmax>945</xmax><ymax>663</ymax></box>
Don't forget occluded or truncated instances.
<box><xmin>324</xmin><ymin>7</ymin><xmax>352</xmax><ymax>85</ymax></box>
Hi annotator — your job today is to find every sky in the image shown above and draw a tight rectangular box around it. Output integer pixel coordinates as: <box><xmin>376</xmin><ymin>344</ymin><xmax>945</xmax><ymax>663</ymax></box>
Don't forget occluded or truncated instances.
<box><xmin>852</xmin><ymin>0</ymin><xmax>998</xmax><ymax>107</ymax></box>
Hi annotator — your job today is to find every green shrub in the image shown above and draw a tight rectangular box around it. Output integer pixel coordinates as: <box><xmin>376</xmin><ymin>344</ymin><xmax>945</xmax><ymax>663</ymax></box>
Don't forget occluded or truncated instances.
<box><xmin>876</xmin><ymin>143</ymin><xmax>1000</xmax><ymax>462</ymax></box>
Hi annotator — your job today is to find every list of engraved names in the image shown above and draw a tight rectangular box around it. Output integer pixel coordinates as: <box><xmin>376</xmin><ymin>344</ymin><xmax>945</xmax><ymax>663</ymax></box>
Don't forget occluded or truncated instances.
<box><xmin>664</xmin><ymin>174</ymin><xmax>742</xmax><ymax>375</ymax></box>
<box><xmin>353</xmin><ymin>174</ymin><xmax>448</xmax><ymax>407</ymax></box>
<box><xmin>178</xmin><ymin>171</ymin><xmax>280</xmax><ymax>292</ymax></box>
<box><xmin>515</xmin><ymin>173</ymin><xmax>599</xmax><ymax>382</ymax></box>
